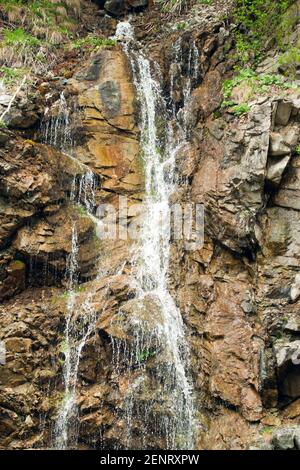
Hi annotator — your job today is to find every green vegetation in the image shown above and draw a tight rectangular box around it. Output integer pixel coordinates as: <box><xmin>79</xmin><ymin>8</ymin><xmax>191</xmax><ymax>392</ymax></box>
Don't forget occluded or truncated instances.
<box><xmin>137</xmin><ymin>350</ymin><xmax>156</xmax><ymax>362</ymax></box>
<box><xmin>0</xmin><ymin>66</ymin><xmax>28</xmax><ymax>85</ymax></box>
<box><xmin>221</xmin><ymin>68</ymin><xmax>297</xmax><ymax>113</ymax></box>
<box><xmin>0</xmin><ymin>119</ymin><xmax>7</xmax><ymax>128</ymax></box>
<box><xmin>296</xmin><ymin>145</ymin><xmax>300</xmax><ymax>155</ymax></box>
<box><xmin>0</xmin><ymin>1</ymin><xmax>81</xmax><ymax>76</ymax></box>
<box><xmin>223</xmin><ymin>68</ymin><xmax>256</xmax><ymax>100</ymax></box>
<box><xmin>176</xmin><ymin>22</ymin><xmax>187</xmax><ymax>30</ymax></box>
<box><xmin>231</xmin><ymin>103</ymin><xmax>251</xmax><ymax>116</ymax></box>
<box><xmin>278</xmin><ymin>40</ymin><xmax>300</xmax><ymax>78</ymax></box>
<box><xmin>233</xmin><ymin>0</ymin><xmax>293</xmax><ymax>64</ymax></box>
<box><xmin>71</xmin><ymin>36</ymin><xmax>116</xmax><ymax>51</ymax></box>
<box><xmin>59</xmin><ymin>340</ymin><xmax>69</xmax><ymax>354</ymax></box>
<box><xmin>261</xmin><ymin>426</ymin><xmax>273</xmax><ymax>435</ymax></box>
<box><xmin>60</xmin><ymin>290</ymin><xmax>72</xmax><ymax>299</ymax></box>
<box><xmin>76</xmin><ymin>205</ymin><xmax>88</xmax><ymax>216</ymax></box>
<box><xmin>3</xmin><ymin>28</ymin><xmax>41</xmax><ymax>47</ymax></box>
<box><xmin>197</xmin><ymin>0</ymin><xmax>212</xmax><ymax>4</ymax></box>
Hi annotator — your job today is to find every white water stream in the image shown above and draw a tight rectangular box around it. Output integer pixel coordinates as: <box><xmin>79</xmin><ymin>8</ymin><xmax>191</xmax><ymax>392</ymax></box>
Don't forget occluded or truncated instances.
<box><xmin>114</xmin><ymin>21</ymin><xmax>196</xmax><ymax>450</ymax></box>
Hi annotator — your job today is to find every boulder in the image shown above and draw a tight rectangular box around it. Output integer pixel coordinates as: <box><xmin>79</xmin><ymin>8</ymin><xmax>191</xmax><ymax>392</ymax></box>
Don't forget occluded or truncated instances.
<box><xmin>128</xmin><ymin>0</ymin><xmax>148</xmax><ymax>6</ymax></box>
<box><xmin>266</xmin><ymin>155</ymin><xmax>290</xmax><ymax>184</ymax></box>
<box><xmin>104</xmin><ymin>0</ymin><xmax>126</xmax><ymax>16</ymax></box>
<box><xmin>290</xmin><ymin>273</ymin><xmax>300</xmax><ymax>302</ymax></box>
<box><xmin>275</xmin><ymin>100</ymin><xmax>293</xmax><ymax>126</ymax></box>
<box><xmin>269</xmin><ymin>132</ymin><xmax>291</xmax><ymax>156</ymax></box>
<box><xmin>272</xmin><ymin>426</ymin><xmax>300</xmax><ymax>450</ymax></box>
<box><xmin>274</xmin><ymin>157</ymin><xmax>300</xmax><ymax>210</ymax></box>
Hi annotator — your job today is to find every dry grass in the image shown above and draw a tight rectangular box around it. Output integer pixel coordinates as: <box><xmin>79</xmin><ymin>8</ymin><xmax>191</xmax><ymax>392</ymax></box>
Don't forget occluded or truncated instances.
<box><xmin>0</xmin><ymin>1</ymin><xmax>84</xmax><ymax>74</ymax></box>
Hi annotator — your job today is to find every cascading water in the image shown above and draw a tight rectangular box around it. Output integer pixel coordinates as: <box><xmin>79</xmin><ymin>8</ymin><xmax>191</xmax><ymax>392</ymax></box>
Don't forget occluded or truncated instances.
<box><xmin>113</xmin><ymin>22</ymin><xmax>195</xmax><ymax>450</ymax></box>
<box><xmin>43</xmin><ymin>92</ymin><xmax>73</xmax><ymax>152</ymax></box>
<box><xmin>54</xmin><ymin>172</ymin><xmax>98</xmax><ymax>450</ymax></box>
<box><xmin>40</xmin><ymin>92</ymin><xmax>100</xmax><ymax>449</ymax></box>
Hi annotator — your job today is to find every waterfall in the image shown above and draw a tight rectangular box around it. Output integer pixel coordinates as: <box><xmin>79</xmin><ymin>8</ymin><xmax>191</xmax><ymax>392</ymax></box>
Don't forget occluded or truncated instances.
<box><xmin>114</xmin><ymin>22</ymin><xmax>195</xmax><ymax>450</ymax></box>
<box><xmin>40</xmin><ymin>91</ymin><xmax>100</xmax><ymax>449</ymax></box>
<box><xmin>54</xmin><ymin>176</ymin><xmax>98</xmax><ymax>448</ymax></box>
<box><xmin>43</xmin><ymin>92</ymin><xmax>73</xmax><ymax>152</ymax></box>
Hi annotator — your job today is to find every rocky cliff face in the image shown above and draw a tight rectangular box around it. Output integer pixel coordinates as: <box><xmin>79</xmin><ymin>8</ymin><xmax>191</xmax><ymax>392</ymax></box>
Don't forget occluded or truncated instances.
<box><xmin>1</xmin><ymin>0</ymin><xmax>300</xmax><ymax>451</ymax></box>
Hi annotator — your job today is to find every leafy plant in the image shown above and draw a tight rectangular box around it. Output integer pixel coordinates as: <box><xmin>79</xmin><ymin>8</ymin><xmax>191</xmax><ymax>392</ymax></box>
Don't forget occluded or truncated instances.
<box><xmin>3</xmin><ymin>28</ymin><xmax>41</xmax><ymax>47</ymax></box>
<box><xmin>231</xmin><ymin>103</ymin><xmax>251</xmax><ymax>116</ymax></box>
<box><xmin>176</xmin><ymin>22</ymin><xmax>187</xmax><ymax>30</ymax></box>
<box><xmin>233</xmin><ymin>0</ymin><xmax>293</xmax><ymax>64</ymax></box>
<box><xmin>221</xmin><ymin>67</ymin><xmax>295</xmax><ymax>111</ymax></box>
<box><xmin>296</xmin><ymin>145</ymin><xmax>300</xmax><ymax>155</ymax></box>
<box><xmin>262</xmin><ymin>426</ymin><xmax>273</xmax><ymax>435</ymax></box>
<box><xmin>223</xmin><ymin>68</ymin><xmax>256</xmax><ymax>99</ymax></box>
<box><xmin>137</xmin><ymin>350</ymin><xmax>156</xmax><ymax>362</ymax></box>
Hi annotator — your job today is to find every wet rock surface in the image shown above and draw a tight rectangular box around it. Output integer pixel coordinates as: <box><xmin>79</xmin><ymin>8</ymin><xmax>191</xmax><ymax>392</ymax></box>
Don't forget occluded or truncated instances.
<box><xmin>1</xmin><ymin>0</ymin><xmax>300</xmax><ymax>452</ymax></box>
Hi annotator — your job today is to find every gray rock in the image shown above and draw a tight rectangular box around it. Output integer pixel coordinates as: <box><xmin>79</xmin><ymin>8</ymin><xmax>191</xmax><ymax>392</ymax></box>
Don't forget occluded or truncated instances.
<box><xmin>266</xmin><ymin>155</ymin><xmax>290</xmax><ymax>184</ymax></box>
<box><xmin>2</xmin><ymin>108</ymin><xmax>38</xmax><ymax>129</ymax></box>
<box><xmin>274</xmin><ymin>340</ymin><xmax>300</xmax><ymax>398</ymax></box>
<box><xmin>290</xmin><ymin>273</ymin><xmax>300</xmax><ymax>303</ymax></box>
<box><xmin>104</xmin><ymin>0</ymin><xmax>126</xmax><ymax>16</ymax></box>
<box><xmin>275</xmin><ymin>100</ymin><xmax>293</xmax><ymax>126</ymax></box>
<box><xmin>295</xmin><ymin>428</ymin><xmax>300</xmax><ymax>450</ymax></box>
<box><xmin>291</xmin><ymin>99</ymin><xmax>300</xmax><ymax>117</ymax></box>
<box><xmin>274</xmin><ymin>340</ymin><xmax>300</xmax><ymax>368</ymax></box>
<box><xmin>285</xmin><ymin>316</ymin><xmax>300</xmax><ymax>333</ymax></box>
<box><xmin>269</xmin><ymin>132</ymin><xmax>291</xmax><ymax>156</ymax></box>
<box><xmin>75</xmin><ymin>54</ymin><xmax>104</xmax><ymax>81</ymax></box>
<box><xmin>280</xmin><ymin>125</ymin><xmax>299</xmax><ymax>148</ymax></box>
<box><xmin>274</xmin><ymin>156</ymin><xmax>300</xmax><ymax>210</ymax></box>
<box><xmin>99</xmin><ymin>80</ymin><xmax>121</xmax><ymax>118</ymax></box>
<box><xmin>272</xmin><ymin>427</ymin><xmax>297</xmax><ymax>450</ymax></box>
<box><xmin>0</xmin><ymin>94</ymin><xmax>12</xmax><ymax>106</ymax></box>
<box><xmin>128</xmin><ymin>0</ymin><xmax>148</xmax><ymax>7</ymax></box>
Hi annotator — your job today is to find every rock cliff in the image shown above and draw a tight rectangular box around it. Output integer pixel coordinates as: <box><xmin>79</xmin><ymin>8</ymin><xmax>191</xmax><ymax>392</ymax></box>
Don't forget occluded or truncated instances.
<box><xmin>0</xmin><ymin>0</ymin><xmax>300</xmax><ymax>451</ymax></box>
